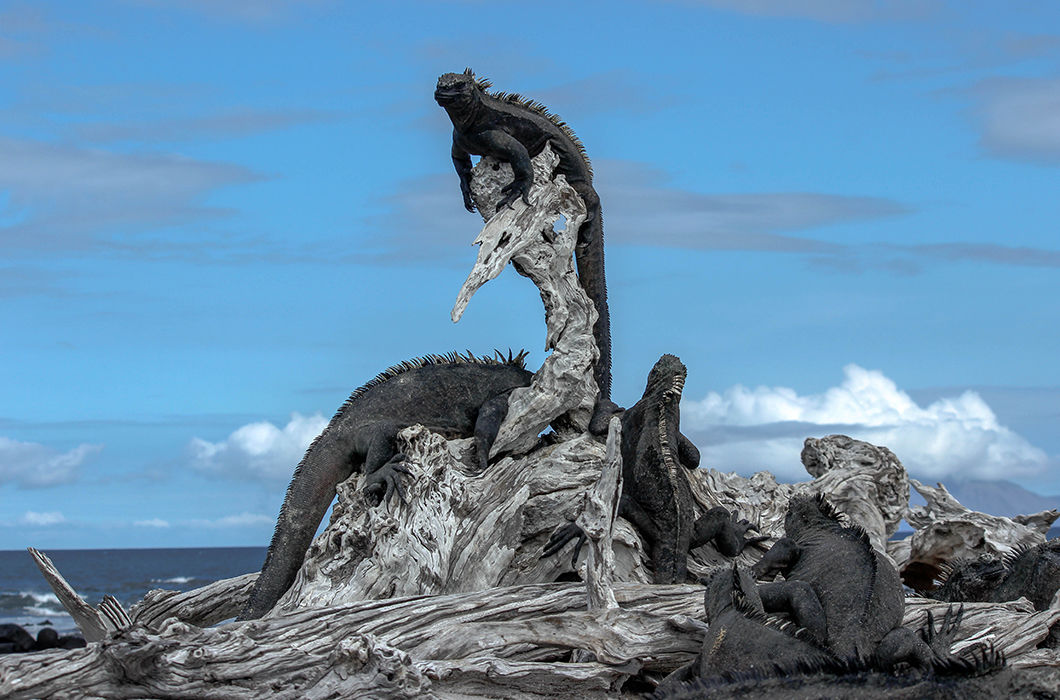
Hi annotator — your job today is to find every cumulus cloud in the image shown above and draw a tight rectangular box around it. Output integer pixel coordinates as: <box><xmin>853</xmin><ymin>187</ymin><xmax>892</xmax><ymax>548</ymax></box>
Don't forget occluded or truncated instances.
<box><xmin>21</xmin><ymin>511</ymin><xmax>66</xmax><ymax>526</ymax></box>
<box><xmin>189</xmin><ymin>412</ymin><xmax>327</xmax><ymax>481</ymax></box>
<box><xmin>682</xmin><ymin>364</ymin><xmax>1050</xmax><ymax>482</ymax></box>
<box><xmin>0</xmin><ymin>437</ymin><xmax>101</xmax><ymax>487</ymax></box>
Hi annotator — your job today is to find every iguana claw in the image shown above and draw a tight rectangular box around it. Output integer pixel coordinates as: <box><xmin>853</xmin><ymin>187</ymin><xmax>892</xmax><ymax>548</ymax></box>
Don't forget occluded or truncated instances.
<box><xmin>496</xmin><ymin>179</ymin><xmax>531</xmax><ymax>210</ymax></box>
<box><xmin>542</xmin><ymin>521</ymin><xmax>587</xmax><ymax>567</ymax></box>
<box><xmin>363</xmin><ymin>454</ymin><xmax>411</xmax><ymax>506</ymax></box>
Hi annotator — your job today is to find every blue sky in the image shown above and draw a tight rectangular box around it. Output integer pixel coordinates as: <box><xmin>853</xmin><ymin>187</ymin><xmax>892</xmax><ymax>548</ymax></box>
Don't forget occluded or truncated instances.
<box><xmin>2</xmin><ymin>0</ymin><xmax>1058</xmax><ymax>549</ymax></box>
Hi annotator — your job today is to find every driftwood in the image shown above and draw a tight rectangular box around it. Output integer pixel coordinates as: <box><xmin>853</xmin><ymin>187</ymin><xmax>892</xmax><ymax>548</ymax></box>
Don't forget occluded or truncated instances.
<box><xmin>686</xmin><ymin>434</ymin><xmax>911</xmax><ymax>569</ymax></box>
<box><xmin>453</xmin><ymin>145</ymin><xmax>598</xmax><ymax>456</ymax></box>
<box><xmin>4</xmin><ymin>577</ymin><xmax>1058</xmax><ymax>698</ymax></box>
<box><xmin>9</xmin><ymin>151</ymin><xmax>1059</xmax><ymax>697</ymax></box>
<box><xmin>894</xmin><ymin>478</ymin><xmax>1059</xmax><ymax>589</ymax></box>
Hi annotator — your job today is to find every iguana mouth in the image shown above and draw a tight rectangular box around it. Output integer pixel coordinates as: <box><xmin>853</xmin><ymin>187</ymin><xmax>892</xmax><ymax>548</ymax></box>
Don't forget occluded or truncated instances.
<box><xmin>662</xmin><ymin>373</ymin><xmax>686</xmax><ymax>402</ymax></box>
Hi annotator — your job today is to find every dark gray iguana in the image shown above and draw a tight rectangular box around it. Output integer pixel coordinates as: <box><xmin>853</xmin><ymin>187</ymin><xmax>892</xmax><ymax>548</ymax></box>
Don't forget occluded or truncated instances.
<box><xmin>544</xmin><ymin>355</ymin><xmax>763</xmax><ymax>583</ymax></box>
<box><xmin>434</xmin><ymin>69</ymin><xmax>612</xmax><ymax>411</ymax></box>
<box><xmin>654</xmin><ymin>561</ymin><xmax>1002</xmax><ymax>699</ymax></box>
<box><xmin>928</xmin><ymin>538</ymin><xmax>1060</xmax><ymax>611</ymax></box>
<box><xmin>238</xmin><ymin>351</ymin><xmax>533</xmax><ymax>620</ymax></box>
<box><xmin>657</xmin><ymin>563</ymin><xmax>834</xmax><ymax>694</ymax></box>
<box><xmin>751</xmin><ymin>494</ymin><xmax>974</xmax><ymax>670</ymax></box>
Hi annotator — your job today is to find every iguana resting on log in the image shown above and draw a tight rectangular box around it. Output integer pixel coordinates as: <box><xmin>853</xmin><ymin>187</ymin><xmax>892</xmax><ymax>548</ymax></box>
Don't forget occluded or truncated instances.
<box><xmin>434</xmin><ymin>69</ymin><xmax>613</xmax><ymax>410</ymax></box>
<box><xmin>239</xmin><ymin>351</ymin><xmax>533</xmax><ymax>620</ymax></box>
<box><xmin>751</xmin><ymin>494</ymin><xmax>982</xmax><ymax>670</ymax></box>
<box><xmin>928</xmin><ymin>538</ymin><xmax>1060</xmax><ymax>611</ymax></box>
<box><xmin>656</xmin><ymin>562</ymin><xmax>1002</xmax><ymax>698</ymax></box>
<box><xmin>545</xmin><ymin>355</ymin><xmax>762</xmax><ymax>583</ymax></box>
<box><xmin>658</xmin><ymin>563</ymin><xmax>832</xmax><ymax>693</ymax></box>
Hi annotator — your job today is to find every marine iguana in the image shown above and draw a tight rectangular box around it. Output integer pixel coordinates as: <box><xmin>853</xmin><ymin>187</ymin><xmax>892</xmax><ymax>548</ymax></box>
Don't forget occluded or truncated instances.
<box><xmin>654</xmin><ymin>563</ymin><xmax>1000</xmax><ymax>698</ymax></box>
<box><xmin>238</xmin><ymin>351</ymin><xmax>533</xmax><ymax>621</ymax></box>
<box><xmin>543</xmin><ymin>355</ymin><xmax>763</xmax><ymax>583</ymax></box>
<box><xmin>434</xmin><ymin>69</ymin><xmax>612</xmax><ymax>408</ymax></box>
<box><xmin>751</xmin><ymin>494</ymin><xmax>965</xmax><ymax>669</ymax></box>
<box><xmin>658</xmin><ymin>563</ymin><xmax>834</xmax><ymax>693</ymax></box>
<box><xmin>928</xmin><ymin>538</ymin><xmax>1060</xmax><ymax>610</ymax></box>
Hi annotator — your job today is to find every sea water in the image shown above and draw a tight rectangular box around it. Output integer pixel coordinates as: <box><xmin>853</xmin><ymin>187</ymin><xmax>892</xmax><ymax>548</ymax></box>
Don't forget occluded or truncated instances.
<box><xmin>0</xmin><ymin>547</ymin><xmax>266</xmax><ymax>636</ymax></box>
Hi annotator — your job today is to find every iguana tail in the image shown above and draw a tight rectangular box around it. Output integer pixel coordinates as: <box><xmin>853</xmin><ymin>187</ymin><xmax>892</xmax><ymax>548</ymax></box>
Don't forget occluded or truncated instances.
<box><xmin>238</xmin><ymin>431</ymin><xmax>354</xmax><ymax>620</ymax></box>
<box><xmin>573</xmin><ymin>186</ymin><xmax>611</xmax><ymax>400</ymax></box>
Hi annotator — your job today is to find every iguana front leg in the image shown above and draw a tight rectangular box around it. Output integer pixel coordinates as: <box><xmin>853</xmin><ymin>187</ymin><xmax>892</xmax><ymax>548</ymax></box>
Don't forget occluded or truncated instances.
<box><xmin>451</xmin><ymin>139</ymin><xmax>475</xmax><ymax>212</ymax></box>
<box><xmin>475</xmin><ymin>129</ymin><xmax>533</xmax><ymax>210</ymax></box>
<box><xmin>757</xmin><ymin>580</ymin><xmax>828</xmax><ymax>649</ymax></box>
<box><xmin>679</xmin><ymin>432</ymin><xmax>701</xmax><ymax>469</ymax></box>
<box><xmin>473</xmin><ymin>389</ymin><xmax>515</xmax><ymax>472</ymax></box>
<box><xmin>360</xmin><ymin>425</ymin><xmax>403</xmax><ymax>505</ymax></box>
<box><xmin>363</xmin><ymin>454</ymin><xmax>411</xmax><ymax>505</ymax></box>
<box><xmin>692</xmin><ymin>507</ymin><xmax>766</xmax><ymax>556</ymax></box>
<box><xmin>751</xmin><ymin>536</ymin><xmax>801</xmax><ymax>581</ymax></box>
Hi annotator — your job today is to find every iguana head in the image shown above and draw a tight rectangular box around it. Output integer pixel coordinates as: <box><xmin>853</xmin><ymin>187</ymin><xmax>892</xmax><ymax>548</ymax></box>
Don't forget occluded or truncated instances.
<box><xmin>931</xmin><ymin>556</ymin><xmax>1007</xmax><ymax>602</ymax></box>
<box><xmin>642</xmin><ymin>354</ymin><xmax>687</xmax><ymax>407</ymax></box>
<box><xmin>784</xmin><ymin>493</ymin><xmax>844</xmax><ymax>537</ymax></box>
<box><xmin>435</xmin><ymin>68</ymin><xmax>480</xmax><ymax>110</ymax></box>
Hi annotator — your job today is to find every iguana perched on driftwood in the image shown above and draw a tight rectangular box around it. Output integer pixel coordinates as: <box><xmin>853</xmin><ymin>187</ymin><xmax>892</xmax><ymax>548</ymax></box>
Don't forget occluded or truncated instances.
<box><xmin>434</xmin><ymin>68</ymin><xmax>612</xmax><ymax>409</ymax></box>
<box><xmin>751</xmin><ymin>494</ymin><xmax>981</xmax><ymax>670</ymax></box>
<box><xmin>658</xmin><ymin>563</ymin><xmax>832</xmax><ymax>693</ymax></box>
<box><xmin>239</xmin><ymin>351</ymin><xmax>533</xmax><ymax>620</ymax></box>
<box><xmin>545</xmin><ymin>355</ymin><xmax>762</xmax><ymax>583</ymax></box>
<box><xmin>928</xmin><ymin>538</ymin><xmax>1060</xmax><ymax>611</ymax></box>
<box><xmin>656</xmin><ymin>561</ymin><xmax>1003</xmax><ymax>698</ymax></box>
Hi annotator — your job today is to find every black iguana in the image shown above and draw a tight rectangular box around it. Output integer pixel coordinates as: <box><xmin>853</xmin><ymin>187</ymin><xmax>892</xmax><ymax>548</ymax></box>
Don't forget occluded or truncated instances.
<box><xmin>657</xmin><ymin>563</ymin><xmax>833</xmax><ymax>694</ymax></box>
<box><xmin>544</xmin><ymin>355</ymin><xmax>763</xmax><ymax>583</ymax></box>
<box><xmin>928</xmin><ymin>538</ymin><xmax>1060</xmax><ymax>611</ymax></box>
<box><xmin>751</xmin><ymin>494</ymin><xmax>973</xmax><ymax>670</ymax></box>
<box><xmin>434</xmin><ymin>69</ymin><xmax>612</xmax><ymax>410</ymax></box>
<box><xmin>238</xmin><ymin>351</ymin><xmax>533</xmax><ymax>620</ymax></box>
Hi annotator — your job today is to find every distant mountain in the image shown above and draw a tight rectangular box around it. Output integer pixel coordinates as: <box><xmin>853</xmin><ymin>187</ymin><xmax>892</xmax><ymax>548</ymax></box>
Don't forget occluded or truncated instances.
<box><xmin>931</xmin><ymin>479</ymin><xmax>1059</xmax><ymax>518</ymax></box>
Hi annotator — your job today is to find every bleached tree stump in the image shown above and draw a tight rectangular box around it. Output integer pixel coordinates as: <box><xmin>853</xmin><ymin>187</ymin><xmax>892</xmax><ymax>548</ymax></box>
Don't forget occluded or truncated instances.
<box><xmin>453</xmin><ymin>144</ymin><xmax>598</xmax><ymax>457</ymax></box>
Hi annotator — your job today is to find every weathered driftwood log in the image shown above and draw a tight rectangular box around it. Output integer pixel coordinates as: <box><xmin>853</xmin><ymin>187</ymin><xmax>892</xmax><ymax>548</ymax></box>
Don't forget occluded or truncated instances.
<box><xmin>27</xmin><ymin>548</ymin><xmax>126</xmax><ymax>643</ymax></box>
<box><xmin>453</xmin><ymin>145</ymin><xmax>598</xmax><ymax>456</ymax></box>
<box><xmin>686</xmin><ymin>434</ymin><xmax>911</xmax><ymax>568</ymax></box>
<box><xmin>896</xmin><ymin>478</ymin><xmax>1059</xmax><ymax>589</ymax></box>
<box><xmin>0</xmin><ymin>582</ymin><xmax>702</xmax><ymax>699</ymax></box>
<box><xmin>4</xmin><ymin>580</ymin><xmax>1058</xmax><ymax>699</ymax></box>
<box><xmin>129</xmin><ymin>573</ymin><xmax>258</xmax><ymax>631</ymax></box>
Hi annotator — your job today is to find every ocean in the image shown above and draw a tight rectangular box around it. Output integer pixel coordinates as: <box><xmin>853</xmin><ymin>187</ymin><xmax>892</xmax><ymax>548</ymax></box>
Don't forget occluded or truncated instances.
<box><xmin>0</xmin><ymin>547</ymin><xmax>266</xmax><ymax>637</ymax></box>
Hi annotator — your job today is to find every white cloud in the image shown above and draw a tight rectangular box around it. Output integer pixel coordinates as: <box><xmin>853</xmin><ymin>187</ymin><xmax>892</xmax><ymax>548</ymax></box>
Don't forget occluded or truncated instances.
<box><xmin>971</xmin><ymin>77</ymin><xmax>1060</xmax><ymax>163</ymax></box>
<box><xmin>682</xmin><ymin>364</ymin><xmax>1049</xmax><ymax>482</ymax></box>
<box><xmin>134</xmin><ymin>518</ymin><xmax>170</xmax><ymax>528</ymax></box>
<box><xmin>188</xmin><ymin>512</ymin><xmax>273</xmax><ymax>528</ymax></box>
<box><xmin>0</xmin><ymin>136</ymin><xmax>260</xmax><ymax>251</ymax></box>
<box><xmin>21</xmin><ymin>511</ymin><xmax>66</xmax><ymax>526</ymax></box>
<box><xmin>188</xmin><ymin>412</ymin><xmax>327</xmax><ymax>481</ymax></box>
<box><xmin>0</xmin><ymin>437</ymin><xmax>101</xmax><ymax>487</ymax></box>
